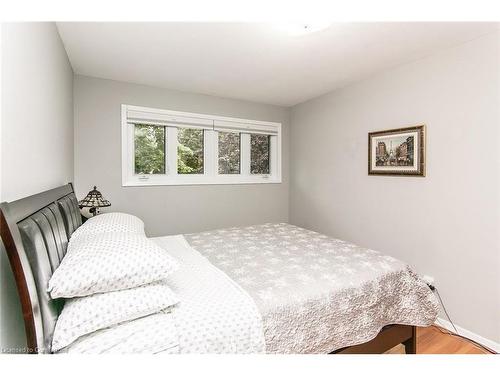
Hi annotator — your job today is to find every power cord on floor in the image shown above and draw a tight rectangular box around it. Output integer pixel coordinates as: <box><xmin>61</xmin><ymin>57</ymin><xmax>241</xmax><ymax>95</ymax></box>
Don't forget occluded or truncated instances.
<box><xmin>434</xmin><ymin>287</ymin><xmax>458</xmax><ymax>334</ymax></box>
<box><xmin>428</xmin><ymin>284</ymin><xmax>497</xmax><ymax>354</ymax></box>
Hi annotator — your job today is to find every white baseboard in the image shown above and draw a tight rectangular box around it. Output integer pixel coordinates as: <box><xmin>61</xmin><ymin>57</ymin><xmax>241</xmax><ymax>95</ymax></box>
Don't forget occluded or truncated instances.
<box><xmin>435</xmin><ymin>317</ymin><xmax>499</xmax><ymax>353</ymax></box>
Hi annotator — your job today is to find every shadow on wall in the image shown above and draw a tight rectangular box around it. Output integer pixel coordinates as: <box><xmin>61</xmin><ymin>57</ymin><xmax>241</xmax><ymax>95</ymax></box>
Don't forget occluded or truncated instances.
<box><xmin>0</xmin><ymin>241</ymin><xmax>27</xmax><ymax>353</ymax></box>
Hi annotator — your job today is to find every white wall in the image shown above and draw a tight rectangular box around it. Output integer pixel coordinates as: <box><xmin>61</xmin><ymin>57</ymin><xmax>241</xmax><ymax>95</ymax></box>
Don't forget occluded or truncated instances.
<box><xmin>74</xmin><ymin>76</ymin><xmax>290</xmax><ymax>237</ymax></box>
<box><xmin>290</xmin><ymin>32</ymin><xmax>500</xmax><ymax>343</ymax></box>
<box><xmin>0</xmin><ymin>23</ymin><xmax>74</xmax><ymax>351</ymax></box>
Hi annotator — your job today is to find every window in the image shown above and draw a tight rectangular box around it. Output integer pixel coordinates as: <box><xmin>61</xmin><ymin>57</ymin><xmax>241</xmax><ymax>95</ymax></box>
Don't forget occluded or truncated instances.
<box><xmin>122</xmin><ymin>104</ymin><xmax>281</xmax><ymax>186</ymax></box>
<box><xmin>178</xmin><ymin>128</ymin><xmax>204</xmax><ymax>174</ymax></box>
<box><xmin>134</xmin><ymin>124</ymin><xmax>165</xmax><ymax>174</ymax></box>
<box><xmin>218</xmin><ymin>132</ymin><xmax>240</xmax><ymax>174</ymax></box>
<box><xmin>250</xmin><ymin>134</ymin><xmax>270</xmax><ymax>175</ymax></box>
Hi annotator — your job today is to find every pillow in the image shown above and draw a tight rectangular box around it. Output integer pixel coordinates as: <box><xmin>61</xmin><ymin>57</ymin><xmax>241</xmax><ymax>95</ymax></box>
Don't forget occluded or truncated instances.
<box><xmin>51</xmin><ymin>280</ymin><xmax>179</xmax><ymax>352</ymax></box>
<box><xmin>70</xmin><ymin>212</ymin><xmax>145</xmax><ymax>243</ymax></box>
<box><xmin>48</xmin><ymin>233</ymin><xmax>178</xmax><ymax>298</ymax></box>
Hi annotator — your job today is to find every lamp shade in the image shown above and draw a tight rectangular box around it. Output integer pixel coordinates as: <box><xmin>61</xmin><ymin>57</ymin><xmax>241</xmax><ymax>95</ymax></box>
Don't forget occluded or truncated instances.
<box><xmin>78</xmin><ymin>186</ymin><xmax>111</xmax><ymax>209</ymax></box>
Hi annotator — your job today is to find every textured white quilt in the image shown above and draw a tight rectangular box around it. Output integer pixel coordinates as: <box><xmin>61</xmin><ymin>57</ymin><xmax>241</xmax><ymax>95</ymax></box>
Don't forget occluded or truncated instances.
<box><xmin>155</xmin><ymin>235</ymin><xmax>265</xmax><ymax>354</ymax></box>
<box><xmin>184</xmin><ymin>223</ymin><xmax>439</xmax><ymax>353</ymax></box>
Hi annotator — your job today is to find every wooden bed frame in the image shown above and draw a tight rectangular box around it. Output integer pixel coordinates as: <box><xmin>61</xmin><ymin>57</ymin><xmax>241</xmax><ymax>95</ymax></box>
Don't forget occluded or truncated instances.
<box><xmin>0</xmin><ymin>183</ymin><xmax>417</xmax><ymax>354</ymax></box>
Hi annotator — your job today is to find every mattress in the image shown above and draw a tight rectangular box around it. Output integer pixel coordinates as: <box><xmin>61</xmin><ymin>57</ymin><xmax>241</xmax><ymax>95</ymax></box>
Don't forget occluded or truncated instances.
<box><xmin>183</xmin><ymin>223</ymin><xmax>439</xmax><ymax>353</ymax></box>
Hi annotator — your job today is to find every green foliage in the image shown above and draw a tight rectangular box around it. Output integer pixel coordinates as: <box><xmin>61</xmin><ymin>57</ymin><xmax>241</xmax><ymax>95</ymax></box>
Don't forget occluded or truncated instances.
<box><xmin>177</xmin><ymin>128</ymin><xmax>204</xmax><ymax>174</ymax></box>
<box><xmin>134</xmin><ymin>126</ymin><xmax>270</xmax><ymax>176</ymax></box>
<box><xmin>250</xmin><ymin>134</ymin><xmax>270</xmax><ymax>174</ymax></box>
<box><xmin>218</xmin><ymin>132</ymin><xmax>240</xmax><ymax>174</ymax></box>
<box><xmin>134</xmin><ymin>124</ymin><xmax>165</xmax><ymax>174</ymax></box>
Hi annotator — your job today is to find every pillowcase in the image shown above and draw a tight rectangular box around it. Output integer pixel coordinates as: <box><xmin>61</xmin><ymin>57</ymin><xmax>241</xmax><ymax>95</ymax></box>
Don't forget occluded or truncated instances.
<box><xmin>70</xmin><ymin>212</ymin><xmax>145</xmax><ymax>243</ymax></box>
<box><xmin>48</xmin><ymin>233</ymin><xmax>178</xmax><ymax>298</ymax></box>
<box><xmin>51</xmin><ymin>281</ymin><xmax>179</xmax><ymax>352</ymax></box>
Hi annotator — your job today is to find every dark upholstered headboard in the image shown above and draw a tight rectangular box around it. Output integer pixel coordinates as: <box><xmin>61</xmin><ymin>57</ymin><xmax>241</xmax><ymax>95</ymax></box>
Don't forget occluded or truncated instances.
<box><xmin>0</xmin><ymin>184</ymin><xmax>83</xmax><ymax>353</ymax></box>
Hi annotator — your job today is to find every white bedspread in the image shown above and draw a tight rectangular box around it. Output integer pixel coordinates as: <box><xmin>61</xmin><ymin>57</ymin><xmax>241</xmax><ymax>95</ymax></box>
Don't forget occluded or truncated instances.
<box><xmin>184</xmin><ymin>223</ymin><xmax>439</xmax><ymax>353</ymax></box>
<box><xmin>155</xmin><ymin>235</ymin><xmax>265</xmax><ymax>354</ymax></box>
<box><xmin>61</xmin><ymin>235</ymin><xmax>265</xmax><ymax>354</ymax></box>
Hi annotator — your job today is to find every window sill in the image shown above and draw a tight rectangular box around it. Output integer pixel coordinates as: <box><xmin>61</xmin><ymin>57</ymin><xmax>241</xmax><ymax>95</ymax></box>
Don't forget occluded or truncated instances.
<box><xmin>122</xmin><ymin>177</ymin><xmax>282</xmax><ymax>187</ymax></box>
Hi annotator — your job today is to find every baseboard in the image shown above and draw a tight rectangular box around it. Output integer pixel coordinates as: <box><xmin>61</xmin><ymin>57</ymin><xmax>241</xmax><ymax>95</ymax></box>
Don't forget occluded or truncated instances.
<box><xmin>435</xmin><ymin>317</ymin><xmax>499</xmax><ymax>353</ymax></box>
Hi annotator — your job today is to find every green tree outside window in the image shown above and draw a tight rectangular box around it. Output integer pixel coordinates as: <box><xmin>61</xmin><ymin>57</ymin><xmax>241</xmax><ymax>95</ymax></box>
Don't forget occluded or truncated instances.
<box><xmin>178</xmin><ymin>128</ymin><xmax>204</xmax><ymax>174</ymax></box>
<box><xmin>134</xmin><ymin>124</ymin><xmax>165</xmax><ymax>174</ymax></box>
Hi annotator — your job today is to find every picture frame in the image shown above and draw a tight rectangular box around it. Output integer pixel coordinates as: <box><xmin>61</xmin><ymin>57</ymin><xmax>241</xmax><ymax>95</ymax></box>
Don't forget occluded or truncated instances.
<box><xmin>368</xmin><ymin>125</ymin><xmax>425</xmax><ymax>176</ymax></box>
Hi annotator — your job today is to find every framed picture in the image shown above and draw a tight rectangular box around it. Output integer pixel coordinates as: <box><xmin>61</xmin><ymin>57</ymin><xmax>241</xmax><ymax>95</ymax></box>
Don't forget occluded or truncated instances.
<box><xmin>368</xmin><ymin>125</ymin><xmax>425</xmax><ymax>176</ymax></box>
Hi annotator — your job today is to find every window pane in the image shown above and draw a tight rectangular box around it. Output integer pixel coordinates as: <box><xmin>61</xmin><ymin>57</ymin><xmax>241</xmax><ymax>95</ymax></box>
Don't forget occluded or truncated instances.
<box><xmin>178</xmin><ymin>128</ymin><xmax>204</xmax><ymax>174</ymax></box>
<box><xmin>218</xmin><ymin>132</ymin><xmax>241</xmax><ymax>174</ymax></box>
<box><xmin>250</xmin><ymin>134</ymin><xmax>270</xmax><ymax>174</ymax></box>
<box><xmin>134</xmin><ymin>124</ymin><xmax>165</xmax><ymax>174</ymax></box>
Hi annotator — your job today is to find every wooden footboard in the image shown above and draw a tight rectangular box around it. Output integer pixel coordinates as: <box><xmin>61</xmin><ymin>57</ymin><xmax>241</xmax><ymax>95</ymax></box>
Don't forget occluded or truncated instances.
<box><xmin>331</xmin><ymin>325</ymin><xmax>416</xmax><ymax>354</ymax></box>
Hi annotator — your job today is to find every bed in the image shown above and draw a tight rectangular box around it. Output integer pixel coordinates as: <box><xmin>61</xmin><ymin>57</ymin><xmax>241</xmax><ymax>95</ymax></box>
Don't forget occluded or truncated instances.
<box><xmin>0</xmin><ymin>184</ymin><xmax>438</xmax><ymax>354</ymax></box>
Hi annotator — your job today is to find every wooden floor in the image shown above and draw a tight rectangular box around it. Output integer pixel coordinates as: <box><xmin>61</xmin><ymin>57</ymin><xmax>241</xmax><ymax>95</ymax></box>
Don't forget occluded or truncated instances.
<box><xmin>385</xmin><ymin>326</ymin><xmax>491</xmax><ymax>354</ymax></box>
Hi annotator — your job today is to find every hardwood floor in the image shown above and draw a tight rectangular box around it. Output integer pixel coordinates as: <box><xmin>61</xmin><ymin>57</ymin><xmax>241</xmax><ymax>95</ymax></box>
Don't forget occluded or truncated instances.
<box><xmin>385</xmin><ymin>326</ymin><xmax>492</xmax><ymax>354</ymax></box>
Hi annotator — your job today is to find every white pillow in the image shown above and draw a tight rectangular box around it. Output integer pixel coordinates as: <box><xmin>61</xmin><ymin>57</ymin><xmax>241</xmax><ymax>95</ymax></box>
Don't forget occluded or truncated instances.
<box><xmin>70</xmin><ymin>212</ymin><xmax>145</xmax><ymax>243</ymax></box>
<box><xmin>48</xmin><ymin>233</ymin><xmax>178</xmax><ymax>298</ymax></box>
<box><xmin>51</xmin><ymin>281</ymin><xmax>179</xmax><ymax>352</ymax></box>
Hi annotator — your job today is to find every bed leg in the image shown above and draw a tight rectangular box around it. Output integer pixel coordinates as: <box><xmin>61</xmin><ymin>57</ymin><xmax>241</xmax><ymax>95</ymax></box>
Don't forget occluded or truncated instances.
<box><xmin>403</xmin><ymin>326</ymin><xmax>417</xmax><ymax>354</ymax></box>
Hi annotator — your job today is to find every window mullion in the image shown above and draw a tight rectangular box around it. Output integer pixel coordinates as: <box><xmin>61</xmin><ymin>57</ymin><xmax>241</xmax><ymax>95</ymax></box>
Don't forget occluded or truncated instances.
<box><xmin>270</xmin><ymin>135</ymin><xmax>278</xmax><ymax>177</ymax></box>
<box><xmin>240</xmin><ymin>133</ymin><xmax>250</xmax><ymax>176</ymax></box>
<box><xmin>166</xmin><ymin>126</ymin><xmax>178</xmax><ymax>176</ymax></box>
<box><xmin>204</xmin><ymin>129</ymin><xmax>216</xmax><ymax>177</ymax></box>
<box><xmin>213</xmin><ymin>130</ymin><xmax>219</xmax><ymax>176</ymax></box>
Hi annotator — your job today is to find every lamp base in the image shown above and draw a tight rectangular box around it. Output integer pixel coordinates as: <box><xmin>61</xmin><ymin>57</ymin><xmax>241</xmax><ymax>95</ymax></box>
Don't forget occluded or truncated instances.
<box><xmin>89</xmin><ymin>207</ymin><xmax>98</xmax><ymax>216</ymax></box>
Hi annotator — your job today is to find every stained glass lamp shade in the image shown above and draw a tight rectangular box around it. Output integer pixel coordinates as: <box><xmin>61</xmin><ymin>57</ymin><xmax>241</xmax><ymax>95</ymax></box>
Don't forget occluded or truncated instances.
<box><xmin>78</xmin><ymin>186</ymin><xmax>111</xmax><ymax>216</ymax></box>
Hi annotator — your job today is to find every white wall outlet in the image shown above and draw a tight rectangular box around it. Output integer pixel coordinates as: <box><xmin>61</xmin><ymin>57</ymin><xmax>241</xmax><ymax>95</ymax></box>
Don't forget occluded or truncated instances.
<box><xmin>422</xmin><ymin>274</ymin><xmax>435</xmax><ymax>286</ymax></box>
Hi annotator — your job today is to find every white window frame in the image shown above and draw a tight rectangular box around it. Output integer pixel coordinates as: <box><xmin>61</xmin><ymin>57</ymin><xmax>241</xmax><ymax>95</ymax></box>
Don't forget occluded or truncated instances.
<box><xmin>121</xmin><ymin>104</ymin><xmax>282</xmax><ymax>186</ymax></box>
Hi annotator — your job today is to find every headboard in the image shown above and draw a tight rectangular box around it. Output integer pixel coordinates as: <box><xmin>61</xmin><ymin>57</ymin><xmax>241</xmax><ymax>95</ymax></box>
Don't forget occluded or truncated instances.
<box><xmin>0</xmin><ymin>183</ymin><xmax>83</xmax><ymax>353</ymax></box>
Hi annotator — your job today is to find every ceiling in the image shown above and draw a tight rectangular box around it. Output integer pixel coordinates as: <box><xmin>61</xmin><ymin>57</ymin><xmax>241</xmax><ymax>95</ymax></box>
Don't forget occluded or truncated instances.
<box><xmin>57</xmin><ymin>22</ymin><xmax>497</xmax><ymax>106</ymax></box>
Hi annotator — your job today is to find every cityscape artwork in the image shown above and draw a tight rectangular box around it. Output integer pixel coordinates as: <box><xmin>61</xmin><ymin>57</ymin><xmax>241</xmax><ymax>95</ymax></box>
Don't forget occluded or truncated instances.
<box><xmin>368</xmin><ymin>125</ymin><xmax>425</xmax><ymax>176</ymax></box>
<box><xmin>375</xmin><ymin>135</ymin><xmax>414</xmax><ymax>167</ymax></box>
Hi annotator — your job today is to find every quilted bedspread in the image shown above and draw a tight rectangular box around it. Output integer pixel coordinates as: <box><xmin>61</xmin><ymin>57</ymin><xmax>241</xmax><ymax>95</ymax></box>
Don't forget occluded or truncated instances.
<box><xmin>184</xmin><ymin>223</ymin><xmax>439</xmax><ymax>354</ymax></box>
